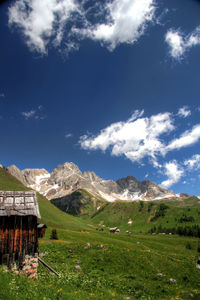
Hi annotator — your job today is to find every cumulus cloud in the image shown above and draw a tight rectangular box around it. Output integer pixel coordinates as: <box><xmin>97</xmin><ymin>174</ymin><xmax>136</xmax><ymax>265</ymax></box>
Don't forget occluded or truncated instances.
<box><xmin>80</xmin><ymin>109</ymin><xmax>200</xmax><ymax>182</ymax></box>
<box><xmin>165</xmin><ymin>27</ymin><xmax>200</xmax><ymax>60</ymax></box>
<box><xmin>160</xmin><ymin>153</ymin><xmax>200</xmax><ymax>188</ymax></box>
<box><xmin>83</xmin><ymin>0</ymin><xmax>156</xmax><ymax>50</ymax></box>
<box><xmin>167</xmin><ymin>125</ymin><xmax>200</xmax><ymax>151</ymax></box>
<box><xmin>177</xmin><ymin>106</ymin><xmax>191</xmax><ymax>118</ymax></box>
<box><xmin>184</xmin><ymin>154</ymin><xmax>200</xmax><ymax>170</ymax></box>
<box><xmin>160</xmin><ymin>160</ymin><xmax>184</xmax><ymax>188</ymax></box>
<box><xmin>8</xmin><ymin>0</ymin><xmax>78</xmax><ymax>54</ymax></box>
<box><xmin>8</xmin><ymin>0</ymin><xmax>157</xmax><ymax>54</ymax></box>
<box><xmin>80</xmin><ymin>110</ymin><xmax>174</xmax><ymax>164</ymax></box>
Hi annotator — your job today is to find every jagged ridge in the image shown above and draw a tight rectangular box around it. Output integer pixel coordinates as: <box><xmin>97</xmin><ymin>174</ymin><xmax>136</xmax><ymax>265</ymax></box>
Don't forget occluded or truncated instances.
<box><xmin>6</xmin><ymin>162</ymin><xmax>179</xmax><ymax>202</ymax></box>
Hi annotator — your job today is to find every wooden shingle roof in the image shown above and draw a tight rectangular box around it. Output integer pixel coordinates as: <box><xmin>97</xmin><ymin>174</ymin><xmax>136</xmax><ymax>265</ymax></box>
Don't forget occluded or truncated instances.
<box><xmin>0</xmin><ymin>191</ymin><xmax>41</xmax><ymax>218</ymax></box>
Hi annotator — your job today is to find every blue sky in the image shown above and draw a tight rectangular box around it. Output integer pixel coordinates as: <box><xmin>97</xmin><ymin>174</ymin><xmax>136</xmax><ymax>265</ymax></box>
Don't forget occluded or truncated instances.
<box><xmin>1</xmin><ymin>0</ymin><xmax>200</xmax><ymax>195</ymax></box>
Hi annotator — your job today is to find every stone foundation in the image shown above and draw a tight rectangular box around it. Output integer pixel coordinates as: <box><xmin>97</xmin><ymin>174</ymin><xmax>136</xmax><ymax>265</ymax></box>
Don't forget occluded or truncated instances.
<box><xmin>11</xmin><ymin>253</ymin><xmax>38</xmax><ymax>279</ymax></box>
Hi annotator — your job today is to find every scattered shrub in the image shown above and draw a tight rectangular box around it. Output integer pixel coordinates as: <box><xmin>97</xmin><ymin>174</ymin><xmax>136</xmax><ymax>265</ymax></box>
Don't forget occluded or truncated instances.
<box><xmin>151</xmin><ymin>204</ymin><xmax>169</xmax><ymax>221</ymax></box>
<box><xmin>50</xmin><ymin>229</ymin><xmax>58</xmax><ymax>240</ymax></box>
<box><xmin>178</xmin><ymin>214</ymin><xmax>195</xmax><ymax>223</ymax></box>
<box><xmin>147</xmin><ymin>202</ymin><xmax>154</xmax><ymax>212</ymax></box>
<box><xmin>138</xmin><ymin>201</ymin><xmax>144</xmax><ymax>212</ymax></box>
<box><xmin>185</xmin><ymin>242</ymin><xmax>192</xmax><ymax>250</ymax></box>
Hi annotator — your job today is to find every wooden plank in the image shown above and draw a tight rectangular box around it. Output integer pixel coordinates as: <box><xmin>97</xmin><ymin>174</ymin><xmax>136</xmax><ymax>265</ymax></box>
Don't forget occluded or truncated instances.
<box><xmin>38</xmin><ymin>257</ymin><xmax>59</xmax><ymax>277</ymax></box>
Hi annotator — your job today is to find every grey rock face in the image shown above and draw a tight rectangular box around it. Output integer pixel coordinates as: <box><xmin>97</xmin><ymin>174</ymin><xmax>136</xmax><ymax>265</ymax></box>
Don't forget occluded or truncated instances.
<box><xmin>6</xmin><ymin>162</ymin><xmax>176</xmax><ymax>201</ymax></box>
<box><xmin>116</xmin><ymin>176</ymin><xmax>174</xmax><ymax>201</ymax></box>
<box><xmin>6</xmin><ymin>165</ymin><xmax>27</xmax><ymax>186</ymax></box>
<box><xmin>22</xmin><ymin>168</ymin><xmax>50</xmax><ymax>186</ymax></box>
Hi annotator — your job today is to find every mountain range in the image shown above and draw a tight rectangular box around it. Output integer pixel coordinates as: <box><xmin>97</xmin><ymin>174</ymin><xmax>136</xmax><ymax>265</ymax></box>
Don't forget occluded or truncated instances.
<box><xmin>5</xmin><ymin>162</ymin><xmax>185</xmax><ymax>203</ymax></box>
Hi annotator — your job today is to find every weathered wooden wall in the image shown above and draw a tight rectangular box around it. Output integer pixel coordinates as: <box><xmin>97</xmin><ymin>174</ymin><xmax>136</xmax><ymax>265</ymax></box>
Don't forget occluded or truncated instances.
<box><xmin>0</xmin><ymin>215</ymin><xmax>38</xmax><ymax>267</ymax></box>
<box><xmin>38</xmin><ymin>228</ymin><xmax>46</xmax><ymax>238</ymax></box>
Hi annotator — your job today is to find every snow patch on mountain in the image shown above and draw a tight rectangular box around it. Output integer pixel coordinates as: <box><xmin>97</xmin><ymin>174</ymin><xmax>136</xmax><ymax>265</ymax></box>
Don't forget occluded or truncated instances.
<box><xmin>6</xmin><ymin>162</ymin><xmax>186</xmax><ymax>202</ymax></box>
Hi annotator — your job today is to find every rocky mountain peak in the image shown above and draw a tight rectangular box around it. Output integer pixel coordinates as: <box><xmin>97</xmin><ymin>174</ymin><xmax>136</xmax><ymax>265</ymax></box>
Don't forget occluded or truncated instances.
<box><xmin>6</xmin><ymin>161</ymin><xmax>178</xmax><ymax>202</ymax></box>
<box><xmin>51</xmin><ymin>162</ymin><xmax>82</xmax><ymax>178</ymax></box>
<box><xmin>6</xmin><ymin>165</ymin><xmax>27</xmax><ymax>185</ymax></box>
<box><xmin>83</xmin><ymin>171</ymin><xmax>102</xmax><ymax>182</ymax></box>
<box><xmin>21</xmin><ymin>168</ymin><xmax>50</xmax><ymax>186</ymax></box>
<box><xmin>62</xmin><ymin>162</ymin><xmax>81</xmax><ymax>172</ymax></box>
<box><xmin>116</xmin><ymin>176</ymin><xmax>141</xmax><ymax>191</ymax></box>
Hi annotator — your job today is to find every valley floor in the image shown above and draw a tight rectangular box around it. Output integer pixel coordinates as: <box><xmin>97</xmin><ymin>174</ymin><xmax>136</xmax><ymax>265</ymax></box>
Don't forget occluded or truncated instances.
<box><xmin>0</xmin><ymin>227</ymin><xmax>200</xmax><ymax>300</ymax></box>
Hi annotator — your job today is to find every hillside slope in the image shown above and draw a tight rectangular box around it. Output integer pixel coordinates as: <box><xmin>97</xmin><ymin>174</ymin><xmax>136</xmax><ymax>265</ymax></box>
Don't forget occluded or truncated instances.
<box><xmin>0</xmin><ymin>167</ymin><xmax>89</xmax><ymax>231</ymax></box>
<box><xmin>89</xmin><ymin>198</ymin><xmax>200</xmax><ymax>233</ymax></box>
<box><xmin>51</xmin><ymin>189</ymin><xmax>106</xmax><ymax>217</ymax></box>
<box><xmin>1</xmin><ymin>168</ymin><xmax>200</xmax><ymax>299</ymax></box>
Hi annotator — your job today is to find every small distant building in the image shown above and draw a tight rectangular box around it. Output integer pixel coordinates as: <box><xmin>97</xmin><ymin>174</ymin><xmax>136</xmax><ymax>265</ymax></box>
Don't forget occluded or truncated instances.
<box><xmin>37</xmin><ymin>223</ymin><xmax>47</xmax><ymax>238</ymax></box>
<box><xmin>0</xmin><ymin>191</ymin><xmax>41</xmax><ymax>278</ymax></box>
<box><xmin>109</xmin><ymin>227</ymin><xmax>120</xmax><ymax>233</ymax></box>
<box><xmin>128</xmin><ymin>219</ymin><xmax>133</xmax><ymax>225</ymax></box>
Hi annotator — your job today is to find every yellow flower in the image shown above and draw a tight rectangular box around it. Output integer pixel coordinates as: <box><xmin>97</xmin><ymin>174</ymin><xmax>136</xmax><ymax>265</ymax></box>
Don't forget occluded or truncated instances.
<box><xmin>192</xmin><ymin>289</ymin><xmax>200</xmax><ymax>294</ymax></box>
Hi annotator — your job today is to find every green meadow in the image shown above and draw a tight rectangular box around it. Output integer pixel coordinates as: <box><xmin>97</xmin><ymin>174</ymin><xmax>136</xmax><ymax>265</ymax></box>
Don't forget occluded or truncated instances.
<box><xmin>0</xmin><ymin>167</ymin><xmax>200</xmax><ymax>299</ymax></box>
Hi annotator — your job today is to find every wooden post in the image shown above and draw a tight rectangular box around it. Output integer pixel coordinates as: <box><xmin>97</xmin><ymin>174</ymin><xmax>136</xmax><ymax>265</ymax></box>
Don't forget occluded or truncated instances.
<box><xmin>38</xmin><ymin>257</ymin><xmax>59</xmax><ymax>277</ymax></box>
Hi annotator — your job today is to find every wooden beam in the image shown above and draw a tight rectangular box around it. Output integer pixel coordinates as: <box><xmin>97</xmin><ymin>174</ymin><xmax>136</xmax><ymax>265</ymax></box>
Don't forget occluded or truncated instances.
<box><xmin>38</xmin><ymin>257</ymin><xmax>59</xmax><ymax>277</ymax></box>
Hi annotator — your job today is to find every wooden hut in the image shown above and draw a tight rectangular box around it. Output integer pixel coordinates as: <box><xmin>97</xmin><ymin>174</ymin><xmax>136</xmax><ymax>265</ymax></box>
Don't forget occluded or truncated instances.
<box><xmin>0</xmin><ymin>191</ymin><xmax>40</xmax><ymax>276</ymax></box>
<box><xmin>37</xmin><ymin>224</ymin><xmax>47</xmax><ymax>238</ymax></box>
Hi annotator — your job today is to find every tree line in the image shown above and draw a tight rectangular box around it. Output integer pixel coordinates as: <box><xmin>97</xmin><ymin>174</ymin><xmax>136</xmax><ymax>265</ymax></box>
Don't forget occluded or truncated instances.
<box><xmin>148</xmin><ymin>224</ymin><xmax>200</xmax><ymax>238</ymax></box>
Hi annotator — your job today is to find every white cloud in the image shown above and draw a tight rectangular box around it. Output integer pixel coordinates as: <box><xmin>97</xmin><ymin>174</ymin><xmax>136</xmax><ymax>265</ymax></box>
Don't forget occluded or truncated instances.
<box><xmin>8</xmin><ymin>0</ymin><xmax>78</xmax><ymax>54</ymax></box>
<box><xmin>21</xmin><ymin>110</ymin><xmax>36</xmax><ymax>119</ymax></box>
<box><xmin>83</xmin><ymin>0</ymin><xmax>156</xmax><ymax>50</ymax></box>
<box><xmin>21</xmin><ymin>107</ymin><xmax>46</xmax><ymax>120</ymax></box>
<box><xmin>80</xmin><ymin>110</ymin><xmax>174</xmax><ymax>164</ymax></box>
<box><xmin>165</xmin><ymin>27</ymin><xmax>200</xmax><ymax>60</ymax></box>
<box><xmin>0</xmin><ymin>93</ymin><xmax>5</xmax><ymax>98</ymax></box>
<box><xmin>177</xmin><ymin>106</ymin><xmax>191</xmax><ymax>118</ymax></box>
<box><xmin>184</xmin><ymin>154</ymin><xmax>200</xmax><ymax>170</ymax></box>
<box><xmin>65</xmin><ymin>133</ymin><xmax>73</xmax><ymax>139</ymax></box>
<box><xmin>80</xmin><ymin>110</ymin><xmax>200</xmax><ymax>189</ymax></box>
<box><xmin>167</xmin><ymin>125</ymin><xmax>200</xmax><ymax>151</ymax></box>
<box><xmin>80</xmin><ymin>109</ymin><xmax>200</xmax><ymax>185</ymax></box>
<box><xmin>160</xmin><ymin>160</ymin><xmax>184</xmax><ymax>189</ymax></box>
<box><xmin>8</xmin><ymin>0</ymin><xmax>157</xmax><ymax>54</ymax></box>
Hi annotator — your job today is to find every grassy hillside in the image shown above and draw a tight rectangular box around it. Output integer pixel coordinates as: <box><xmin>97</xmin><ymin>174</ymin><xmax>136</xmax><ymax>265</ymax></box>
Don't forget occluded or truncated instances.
<box><xmin>1</xmin><ymin>229</ymin><xmax>200</xmax><ymax>299</ymax></box>
<box><xmin>0</xmin><ymin>167</ymin><xmax>30</xmax><ymax>191</ymax></box>
<box><xmin>0</xmin><ymin>167</ymin><xmax>90</xmax><ymax>231</ymax></box>
<box><xmin>51</xmin><ymin>189</ymin><xmax>106</xmax><ymax>218</ymax></box>
<box><xmin>89</xmin><ymin>198</ymin><xmax>200</xmax><ymax>233</ymax></box>
<box><xmin>0</xmin><ymin>167</ymin><xmax>200</xmax><ymax>299</ymax></box>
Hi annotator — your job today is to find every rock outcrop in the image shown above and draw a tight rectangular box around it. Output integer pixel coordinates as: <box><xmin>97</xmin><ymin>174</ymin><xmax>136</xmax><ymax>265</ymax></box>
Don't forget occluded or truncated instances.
<box><xmin>6</xmin><ymin>165</ymin><xmax>27</xmax><ymax>186</ymax></box>
<box><xmin>6</xmin><ymin>162</ymin><xmax>177</xmax><ymax>202</ymax></box>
